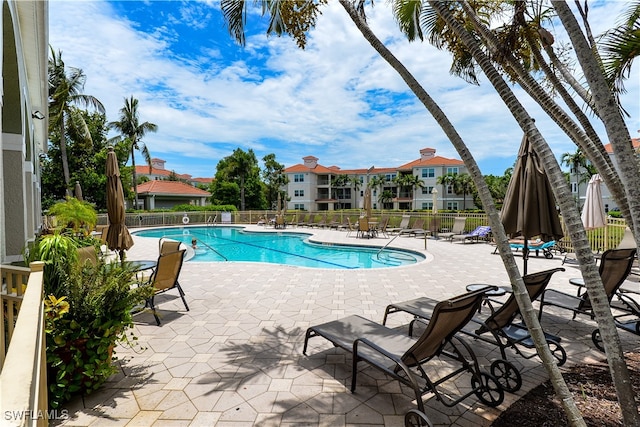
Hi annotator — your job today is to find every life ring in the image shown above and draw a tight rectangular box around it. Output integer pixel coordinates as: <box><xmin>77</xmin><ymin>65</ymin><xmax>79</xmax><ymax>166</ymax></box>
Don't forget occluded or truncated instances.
<box><xmin>182</xmin><ymin>216</ymin><xmax>190</xmax><ymax>225</ymax></box>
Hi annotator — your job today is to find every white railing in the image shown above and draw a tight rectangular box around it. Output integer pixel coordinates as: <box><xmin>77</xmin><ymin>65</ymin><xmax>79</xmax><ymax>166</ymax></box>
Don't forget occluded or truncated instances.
<box><xmin>1</xmin><ymin>262</ymin><xmax>48</xmax><ymax>427</ymax></box>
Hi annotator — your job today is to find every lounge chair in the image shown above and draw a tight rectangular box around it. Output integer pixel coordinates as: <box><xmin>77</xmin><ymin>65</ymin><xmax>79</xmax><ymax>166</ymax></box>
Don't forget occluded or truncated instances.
<box><xmin>439</xmin><ymin>217</ymin><xmax>467</xmax><ymax>241</ymax></box>
<box><xmin>296</xmin><ymin>213</ymin><xmax>310</xmax><ymax>227</ymax></box>
<box><xmin>388</xmin><ymin>215</ymin><xmax>411</xmax><ymax>235</ymax></box>
<box><xmin>563</xmin><ymin>227</ymin><xmax>636</xmax><ymax>265</ymax></box>
<box><xmin>539</xmin><ymin>248</ymin><xmax>637</xmax><ymax>323</ymax></box>
<box><xmin>508</xmin><ymin>239</ymin><xmax>558</xmax><ymax>259</ymax></box>
<box><xmin>451</xmin><ymin>225</ymin><xmax>491</xmax><ymax>244</ymax></box>
<box><xmin>303</xmin><ymin>286</ymin><xmax>505</xmax><ymax>412</ymax></box>
<box><xmin>383</xmin><ymin>268</ymin><xmax>566</xmax><ymax>393</ymax></box>
<box><xmin>399</xmin><ymin>218</ymin><xmax>425</xmax><ymax>237</ymax></box>
<box><xmin>142</xmin><ymin>249</ymin><xmax>189</xmax><ymax>326</ymax></box>
<box><xmin>592</xmin><ymin>287</ymin><xmax>640</xmax><ymax>351</ymax></box>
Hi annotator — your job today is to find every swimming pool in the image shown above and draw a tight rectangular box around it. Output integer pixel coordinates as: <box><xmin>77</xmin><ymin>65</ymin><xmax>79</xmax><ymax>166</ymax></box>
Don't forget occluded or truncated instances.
<box><xmin>133</xmin><ymin>226</ymin><xmax>424</xmax><ymax>269</ymax></box>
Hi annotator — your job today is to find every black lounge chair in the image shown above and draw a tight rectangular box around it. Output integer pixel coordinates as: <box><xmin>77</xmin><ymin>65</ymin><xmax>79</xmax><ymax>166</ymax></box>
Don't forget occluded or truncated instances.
<box><xmin>303</xmin><ymin>286</ymin><xmax>504</xmax><ymax>412</ymax></box>
<box><xmin>539</xmin><ymin>248</ymin><xmax>637</xmax><ymax>322</ymax></box>
<box><xmin>592</xmin><ymin>286</ymin><xmax>640</xmax><ymax>351</ymax></box>
<box><xmin>383</xmin><ymin>268</ymin><xmax>566</xmax><ymax>393</ymax></box>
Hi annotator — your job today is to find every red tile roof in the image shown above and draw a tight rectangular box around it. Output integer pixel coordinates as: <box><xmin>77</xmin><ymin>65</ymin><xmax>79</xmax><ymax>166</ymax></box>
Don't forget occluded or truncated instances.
<box><xmin>397</xmin><ymin>155</ymin><xmax>464</xmax><ymax>170</ymax></box>
<box><xmin>136</xmin><ymin>180</ymin><xmax>211</xmax><ymax>196</ymax></box>
<box><xmin>603</xmin><ymin>138</ymin><xmax>640</xmax><ymax>153</ymax></box>
<box><xmin>135</xmin><ymin>165</ymin><xmax>193</xmax><ymax>180</ymax></box>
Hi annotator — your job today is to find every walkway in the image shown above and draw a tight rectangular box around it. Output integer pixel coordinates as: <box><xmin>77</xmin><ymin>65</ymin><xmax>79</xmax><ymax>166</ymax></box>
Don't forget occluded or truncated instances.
<box><xmin>55</xmin><ymin>225</ymin><xmax>639</xmax><ymax>426</ymax></box>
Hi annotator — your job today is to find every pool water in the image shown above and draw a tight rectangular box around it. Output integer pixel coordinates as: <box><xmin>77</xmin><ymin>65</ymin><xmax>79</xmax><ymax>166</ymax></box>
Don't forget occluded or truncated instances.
<box><xmin>133</xmin><ymin>226</ymin><xmax>424</xmax><ymax>269</ymax></box>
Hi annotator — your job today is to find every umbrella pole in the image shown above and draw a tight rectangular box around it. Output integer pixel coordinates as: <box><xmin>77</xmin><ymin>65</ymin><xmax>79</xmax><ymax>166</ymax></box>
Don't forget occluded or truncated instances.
<box><xmin>523</xmin><ymin>239</ymin><xmax>529</xmax><ymax>276</ymax></box>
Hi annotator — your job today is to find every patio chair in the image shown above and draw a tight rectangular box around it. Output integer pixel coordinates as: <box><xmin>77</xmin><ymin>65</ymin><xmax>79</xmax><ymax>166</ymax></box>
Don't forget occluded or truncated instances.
<box><xmin>77</xmin><ymin>246</ymin><xmax>98</xmax><ymax>267</ymax></box>
<box><xmin>439</xmin><ymin>217</ymin><xmax>467</xmax><ymax>241</ymax></box>
<box><xmin>451</xmin><ymin>225</ymin><xmax>491</xmax><ymax>244</ymax></box>
<box><xmin>399</xmin><ymin>218</ymin><xmax>425</xmax><ymax>237</ymax></box>
<box><xmin>303</xmin><ymin>286</ymin><xmax>504</xmax><ymax>412</ymax></box>
<box><xmin>538</xmin><ymin>248</ymin><xmax>637</xmax><ymax>323</ymax></box>
<box><xmin>592</xmin><ymin>287</ymin><xmax>640</xmax><ymax>351</ymax></box>
<box><xmin>563</xmin><ymin>226</ymin><xmax>636</xmax><ymax>265</ymax></box>
<box><xmin>356</xmin><ymin>216</ymin><xmax>372</xmax><ymax>239</ymax></box>
<box><xmin>296</xmin><ymin>213</ymin><xmax>310</xmax><ymax>227</ymax></box>
<box><xmin>377</xmin><ymin>216</ymin><xmax>390</xmax><ymax>238</ymax></box>
<box><xmin>382</xmin><ymin>268</ymin><xmax>566</xmax><ymax>393</ymax></box>
<box><xmin>159</xmin><ymin>238</ymin><xmax>183</xmax><ymax>255</ymax></box>
<box><xmin>388</xmin><ymin>215</ymin><xmax>411</xmax><ymax>234</ymax></box>
<box><xmin>143</xmin><ymin>249</ymin><xmax>189</xmax><ymax>326</ymax></box>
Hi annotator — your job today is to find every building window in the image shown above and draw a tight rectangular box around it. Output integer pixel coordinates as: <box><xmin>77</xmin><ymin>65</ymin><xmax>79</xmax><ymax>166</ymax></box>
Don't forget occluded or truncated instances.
<box><xmin>421</xmin><ymin>202</ymin><xmax>433</xmax><ymax>210</ymax></box>
<box><xmin>422</xmin><ymin>186</ymin><xmax>434</xmax><ymax>194</ymax></box>
<box><xmin>571</xmin><ymin>182</ymin><xmax>578</xmax><ymax>193</ymax></box>
<box><xmin>446</xmin><ymin>167</ymin><xmax>459</xmax><ymax>175</ymax></box>
<box><xmin>421</xmin><ymin>168</ymin><xmax>435</xmax><ymax>178</ymax></box>
<box><xmin>294</xmin><ymin>203</ymin><xmax>305</xmax><ymax>210</ymax></box>
<box><xmin>447</xmin><ymin>201</ymin><xmax>459</xmax><ymax>210</ymax></box>
<box><xmin>385</xmin><ymin>173</ymin><xmax>396</xmax><ymax>182</ymax></box>
<box><xmin>447</xmin><ymin>185</ymin><xmax>454</xmax><ymax>194</ymax></box>
<box><xmin>294</xmin><ymin>174</ymin><xmax>304</xmax><ymax>183</ymax></box>
<box><xmin>294</xmin><ymin>189</ymin><xmax>304</xmax><ymax>197</ymax></box>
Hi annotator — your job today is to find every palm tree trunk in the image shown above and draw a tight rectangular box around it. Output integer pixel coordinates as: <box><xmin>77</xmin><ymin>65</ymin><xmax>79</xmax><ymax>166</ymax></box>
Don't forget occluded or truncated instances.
<box><xmin>436</xmin><ymin>1</ymin><xmax>638</xmax><ymax>424</ymax></box>
<box><xmin>337</xmin><ymin>1</ymin><xmax>586</xmax><ymax>424</ymax></box>
<box><xmin>130</xmin><ymin>144</ymin><xmax>138</xmax><ymax>210</ymax></box>
<box><xmin>552</xmin><ymin>2</ymin><xmax>640</xmax><ymax>424</ymax></box>
<box><xmin>59</xmin><ymin>118</ymin><xmax>72</xmax><ymax>197</ymax></box>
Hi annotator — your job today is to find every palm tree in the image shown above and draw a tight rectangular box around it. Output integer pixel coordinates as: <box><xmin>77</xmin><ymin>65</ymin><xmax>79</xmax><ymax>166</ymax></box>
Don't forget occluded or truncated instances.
<box><xmin>378</xmin><ymin>189</ymin><xmax>394</xmax><ymax>209</ymax></box>
<box><xmin>48</xmin><ymin>47</ymin><xmax>105</xmax><ymax>195</ymax></box>
<box><xmin>436</xmin><ymin>173</ymin><xmax>456</xmax><ymax>209</ymax></box>
<box><xmin>454</xmin><ymin>173</ymin><xmax>475</xmax><ymax>210</ymax></box>
<box><xmin>561</xmin><ymin>148</ymin><xmax>588</xmax><ymax>208</ymax></box>
<box><xmin>600</xmin><ymin>2</ymin><xmax>640</xmax><ymax>95</ymax></box>
<box><xmin>330</xmin><ymin>174</ymin><xmax>350</xmax><ymax>210</ymax></box>
<box><xmin>108</xmin><ymin>96</ymin><xmax>157</xmax><ymax>210</ymax></box>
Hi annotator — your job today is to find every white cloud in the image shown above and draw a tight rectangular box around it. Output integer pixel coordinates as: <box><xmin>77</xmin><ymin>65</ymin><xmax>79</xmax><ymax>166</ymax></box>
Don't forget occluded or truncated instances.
<box><xmin>49</xmin><ymin>0</ymin><xmax>639</xmax><ymax>179</ymax></box>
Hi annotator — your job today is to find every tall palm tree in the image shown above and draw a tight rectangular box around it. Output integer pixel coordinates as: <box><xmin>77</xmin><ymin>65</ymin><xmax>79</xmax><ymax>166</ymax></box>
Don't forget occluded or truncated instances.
<box><xmin>453</xmin><ymin>173</ymin><xmax>475</xmax><ymax>210</ymax></box>
<box><xmin>561</xmin><ymin>148</ymin><xmax>588</xmax><ymax>208</ymax></box>
<box><xmin>436</xmin><ymin>172</ymin><xmax>456</xmax><ymax>209</ymax></box>
<box><xmin>48</xmin><ymin>47</ymin><xmax>105</xmax><ymax>195</ymax></box>
<box><xmin>600</xmin><ymin>1</ymin><xmax>640</xmax><ymax>95</ymax></box>
<box><xmin>108</xmin><ymin>96</ymin><xmax>158</xmax><ymax>210</ymax></box>
<box><xmin>330</xmin><ymin>174</ymin><xmax>350</xmax><ymax>210</ymax></box>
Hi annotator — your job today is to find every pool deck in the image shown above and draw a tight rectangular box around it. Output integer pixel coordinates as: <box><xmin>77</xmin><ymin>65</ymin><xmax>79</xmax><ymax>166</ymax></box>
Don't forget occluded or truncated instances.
<box><xmin>55</xmin><ymin>224</ymin><xmax>639</xmax><ymax>426</ymax></box>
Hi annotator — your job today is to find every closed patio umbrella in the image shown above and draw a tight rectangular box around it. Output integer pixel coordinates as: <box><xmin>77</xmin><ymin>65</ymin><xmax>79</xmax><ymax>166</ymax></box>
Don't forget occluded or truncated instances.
<box><xmin>364</xmin><ymin>186</ymin><xmax>372</xmax><ymax>219</ymax></box>
<box><xmin>501</xmin><ymin>135</ymin><xmax>564</xmax><ymax>275</ymax></box>
<box><xmin>106</xmin><ymin>146</ymin><xmax>134</xmax><ymax>261</ymax></box>
<box><xmin>74</xmin><ymin>181</ymin><xmax>83</xmax><ymax>201</ymax></box>
<box><xmin>581</xmin><ymin>174</ymin><xmax>606</xmax><ymax>230</ymax></box>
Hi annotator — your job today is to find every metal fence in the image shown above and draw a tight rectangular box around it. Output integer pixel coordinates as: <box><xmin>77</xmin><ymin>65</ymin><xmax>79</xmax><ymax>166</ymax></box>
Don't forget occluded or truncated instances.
<box><xmin>93</xmin><ymin>210</ymin><xmax>630</xmax><ymax>254</ymax></box>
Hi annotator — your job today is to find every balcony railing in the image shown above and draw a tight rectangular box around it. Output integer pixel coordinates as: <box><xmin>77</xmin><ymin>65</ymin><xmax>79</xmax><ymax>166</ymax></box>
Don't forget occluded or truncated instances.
<box><xmin>1</xmin><ymin>262</ymin><xmax>48</xmax><ymax>426</ymax></box>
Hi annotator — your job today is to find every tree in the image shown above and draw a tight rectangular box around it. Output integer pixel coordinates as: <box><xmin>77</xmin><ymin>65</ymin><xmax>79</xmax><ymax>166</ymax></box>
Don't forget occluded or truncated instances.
<box><xmin>561</xmin><ymin>148</ymin><xmax>588</xmax><ymax>208</ymax></box>
<box><xmin>378</xmin><ymin>189</ymin><xmax>394</xmax><ymax>209</ymax></box>
<box><xmin>216</xmin><ymin>148</ymin><xmax>261</xmax><ymax>210</ymax></box>
<box><xmin>368</xmin><ymin>174</ymin><xmax>386</xmax><ymax>210</ymax></box>
<box><xmin>262</xmin><ymin>153</ymin><xmax>289</xmax><ymax>209</ymax></box>
<box><xmin>331</xmin><ymin>174</ymin><xmax>350</xmax><ymax>210</ymax></box>
<box><xmin>453</xmin><ymin>173</ymin><xmax>475</xmax><ymax>210</ymax></box>
<box><xmin>108</xmin><ymin>96</ymin><xmax>158</xmax><ymax>210</ymax></box>
<box><xmin>48</xmin><ymin>47</ymin><xmax>105</xmax><ymax>196</ymax></box>
<box><xmin>42</xmin><ymin>109</ymin><xmax>119</xmax><ymax>211</ymax></box>
<box><xmin>436</xmin><ymin>172</ymin><xmax>456</xmax><ymax>209</ymax></box>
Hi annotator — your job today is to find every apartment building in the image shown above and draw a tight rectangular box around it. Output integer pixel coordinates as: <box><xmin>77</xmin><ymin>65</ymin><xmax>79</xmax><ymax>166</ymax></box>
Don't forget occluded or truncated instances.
<box><xmin>283</xmin><ymin>148</ymin><xmax>467</xmax><ymax>211</ymax></box>
<box><xmin>0</xmin><ymin>2</ymin><xmax>48</xmax><ymax>263</ymax></box>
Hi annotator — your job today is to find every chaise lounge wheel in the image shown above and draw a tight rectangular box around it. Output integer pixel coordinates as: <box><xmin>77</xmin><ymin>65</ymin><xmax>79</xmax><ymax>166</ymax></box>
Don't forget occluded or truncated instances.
<box><xmin>592</xmin><ymin>329</ymin><xmax>605</xmax><ymax>352</ymax></box>
<box><xmin>490</xmin><ymin>359</ymin><xmax>522</xmax><ymax>393</ymax></box>
<box><xmin>404</xmin><ymin>409</ymin><xmax>434</xmax><ymax>427</ymax></box>
<box><xmin>544</xmin><ymin>251</ymin><xmax>554</xmax><ymax>259</ymax></box>
<box><xmin>471</xmin><ymin>372</ymin><xmax>504</xmax><ymax>407</ymax></box>
<box><xmin>548</xmin><ymin>340</ymin><xmax>567</xmax><ymax>366</ymax></box>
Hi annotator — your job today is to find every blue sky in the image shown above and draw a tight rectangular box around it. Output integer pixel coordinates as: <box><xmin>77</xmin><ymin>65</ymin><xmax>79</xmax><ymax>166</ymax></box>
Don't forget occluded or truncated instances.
<box><xmin>49</xmin><ymin>1</ymin><xmax>639</xmax><ymax>179</ymax></box>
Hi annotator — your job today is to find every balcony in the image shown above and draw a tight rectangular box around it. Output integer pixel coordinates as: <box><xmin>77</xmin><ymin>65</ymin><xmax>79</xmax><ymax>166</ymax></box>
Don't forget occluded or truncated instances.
<box><xmin>1</xmin><ymin>262</ymin><xmax>48</xmax><ymax>426</ymax></box>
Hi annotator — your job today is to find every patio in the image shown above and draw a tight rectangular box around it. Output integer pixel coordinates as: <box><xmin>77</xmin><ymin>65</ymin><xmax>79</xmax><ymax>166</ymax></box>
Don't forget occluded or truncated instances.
<box><xmin>54</xmin><ymin>225</ymin><xmax>639</xmax><ymax>426</ymax></box>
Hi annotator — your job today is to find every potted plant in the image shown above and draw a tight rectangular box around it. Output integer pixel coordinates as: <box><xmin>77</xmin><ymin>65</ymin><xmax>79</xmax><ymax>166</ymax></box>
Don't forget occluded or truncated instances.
<box><xmin>26</xmin><ymin>198</ymin><xmax>151</xmax><ymax>408</ymax></box>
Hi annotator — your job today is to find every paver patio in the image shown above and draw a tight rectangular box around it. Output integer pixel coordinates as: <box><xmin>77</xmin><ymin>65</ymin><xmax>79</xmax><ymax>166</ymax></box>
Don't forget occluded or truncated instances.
<box><xmin>54</xmin><ymin>225</ymin><xmax>639</xmax><ymax>426</ymax></box>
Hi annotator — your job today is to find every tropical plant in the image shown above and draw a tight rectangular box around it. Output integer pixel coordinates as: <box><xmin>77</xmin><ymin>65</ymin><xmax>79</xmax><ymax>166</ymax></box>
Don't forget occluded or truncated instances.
<box><xmin>453</xmin><ymin>173</ymin><xmax>475</xmax><ymax>210</ymax></box>
<box><xmin>331</xmin><ymin>174</ymin><xmax>351</xmax><ymax>209</ymax></box>
<box><xmin>47</xmin><ymin>197</ymin><xmax>98</xmax><ymax>236</ymax></box>
<box><xmin>28</xmin><ymin>232</ymin><xmax>150</xmax><ymax>409</ymax></box>
<box><xmin>216</xmin><ymin>148</ymin><xmax>262</xmax><ymax>210</ymax></box>
<box><xmin>108</xmin><ymin>96</ymin><xmax>158</xmax><ymax>210</ymax></box>
<box><xmin>48</xmin><ymin>48</ymin><xmax>105</xmax><ymax>196</ymax></box>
